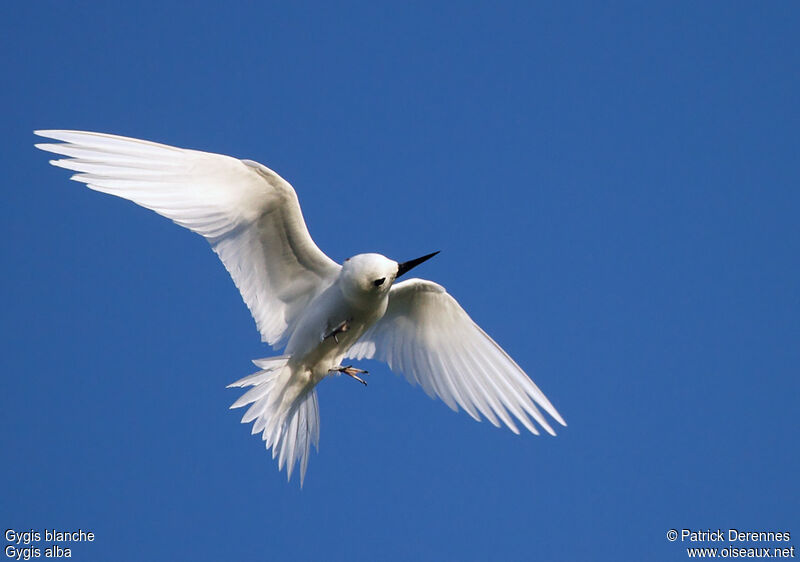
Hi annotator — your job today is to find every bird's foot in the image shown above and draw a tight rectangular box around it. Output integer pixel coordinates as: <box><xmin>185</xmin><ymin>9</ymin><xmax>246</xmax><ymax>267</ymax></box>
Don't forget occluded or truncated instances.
<box><xmin>329</xmin><ymin>365</ymin><xmax>369</xmax><ymax>386</ymax></box>
<box><xmin>322</xmin><ymin>318</ymin><xmax>352</xmax><ymax>344</ymax></box>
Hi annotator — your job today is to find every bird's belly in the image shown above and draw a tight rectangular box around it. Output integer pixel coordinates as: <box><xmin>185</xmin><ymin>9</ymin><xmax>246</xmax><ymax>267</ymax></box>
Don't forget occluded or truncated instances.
<box><xmin>284</xmin><ymin>296</ymin><xmax>385</xmax><ymax>383</ymax></box>
<box><xmin>303</xmin><ymin>322</ymin><xmax>368</xmax><ymax>375</ymax></box>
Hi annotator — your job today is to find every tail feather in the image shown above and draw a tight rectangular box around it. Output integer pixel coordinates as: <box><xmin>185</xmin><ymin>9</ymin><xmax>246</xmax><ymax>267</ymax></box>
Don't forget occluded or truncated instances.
<box><xmin>228</xmin><ymin>356</ymin><xmax>320</xmax><ymax>486</ymax></box>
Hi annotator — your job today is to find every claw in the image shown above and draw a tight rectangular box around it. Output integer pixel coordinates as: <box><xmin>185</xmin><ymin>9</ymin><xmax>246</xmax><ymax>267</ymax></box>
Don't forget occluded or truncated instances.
<box><xmin>345</xmin><ymin>372</ymin><xmax>368</xmax><ymax>386</ymax></box>
<box><xmin>329</xmin><ymin>365</ymin><xmax>369</xmax><ymax>386</ymax></box>
<box><xmin>322</xmin><ymin>318</ymin><xmax>352</xmax><ymax>344</ymax></box>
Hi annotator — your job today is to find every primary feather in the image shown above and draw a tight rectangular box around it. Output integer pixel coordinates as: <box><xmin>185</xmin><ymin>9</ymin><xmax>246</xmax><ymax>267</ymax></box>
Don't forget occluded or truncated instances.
<box><xmin>348</xmin><ymin>279</ymin><xmax>566</xmax><ymax>436</ymax></box>
<box><xmin>35</xmin><ymin>129</ymin><xmax>339</xmax><ymax>347</ymax></box>
<box><xmin>35</xmin><ymin>130</ymin><xmax>566</xmax><ymax>485</ymax></box>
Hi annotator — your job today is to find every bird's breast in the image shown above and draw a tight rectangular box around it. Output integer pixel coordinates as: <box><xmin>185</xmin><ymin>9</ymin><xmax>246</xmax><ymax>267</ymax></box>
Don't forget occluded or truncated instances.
<box><xmin>284</xmin><ymin>284</ymin><xmax>387</xmax><ymax>379</ymax></box>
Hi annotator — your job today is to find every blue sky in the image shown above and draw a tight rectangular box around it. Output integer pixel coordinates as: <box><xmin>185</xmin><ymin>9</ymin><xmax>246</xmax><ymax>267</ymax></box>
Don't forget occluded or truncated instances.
<box><xmin>2</xmin><ymin>2</ymin><xmax>798</xmax><ymax>560</ymax></box>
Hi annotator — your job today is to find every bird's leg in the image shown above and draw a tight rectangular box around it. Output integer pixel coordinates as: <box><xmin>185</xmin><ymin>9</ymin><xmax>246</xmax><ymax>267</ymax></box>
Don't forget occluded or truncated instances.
<box><xmin>322</xmin><ymin>318</ymin><xmax>352</xmax><ymax>344</ymax></box>
<box><xmin>329</xmin><ymin>365</ymin><xmax>369</xmax><ymax>386</ymax></box>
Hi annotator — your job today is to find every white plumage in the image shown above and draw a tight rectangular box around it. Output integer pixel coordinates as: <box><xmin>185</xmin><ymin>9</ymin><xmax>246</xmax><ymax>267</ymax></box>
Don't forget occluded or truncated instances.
<box><xmin>35</xmin><ymin>130</ymin><xmax>566</xmax><ymax>485</ymax></box>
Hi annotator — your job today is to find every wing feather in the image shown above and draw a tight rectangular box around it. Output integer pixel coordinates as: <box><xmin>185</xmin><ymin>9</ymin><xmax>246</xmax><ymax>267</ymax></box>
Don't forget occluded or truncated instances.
<box><xmin>35</xmin><ymin>130</ymin><xmax>340</xmax><ymax>346</ymax></box>
<box><xmin>348</xmin><ymin>278</ymin><xmax>566</xmax><ymax>435</ymax></box>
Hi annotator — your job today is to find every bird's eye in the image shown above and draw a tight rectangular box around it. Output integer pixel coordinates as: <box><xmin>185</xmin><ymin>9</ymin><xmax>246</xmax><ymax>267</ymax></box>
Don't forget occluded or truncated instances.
<box><xmin>373</xmin><ymin>278</ymin><xmax>385</xmax><ymax>287</ymax></box>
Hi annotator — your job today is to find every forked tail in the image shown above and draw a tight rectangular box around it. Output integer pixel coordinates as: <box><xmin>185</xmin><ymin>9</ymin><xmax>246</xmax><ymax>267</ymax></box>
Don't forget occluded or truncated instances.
<box><xmin>227</xmin><ymin>356</ymin><xmax>320</xmax><ymax>486</ymax></box>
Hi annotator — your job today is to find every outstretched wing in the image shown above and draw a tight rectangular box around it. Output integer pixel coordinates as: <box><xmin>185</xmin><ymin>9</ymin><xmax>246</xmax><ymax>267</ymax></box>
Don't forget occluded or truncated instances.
<box><xmin>347</xmin><ymin>279</ymin><xmax>566</xmax><ymax>435</ymax></box>
<box><xmin>35</xmin><ymin>130</ymin><xmax>340</xmax><ymax>346</ymax></box>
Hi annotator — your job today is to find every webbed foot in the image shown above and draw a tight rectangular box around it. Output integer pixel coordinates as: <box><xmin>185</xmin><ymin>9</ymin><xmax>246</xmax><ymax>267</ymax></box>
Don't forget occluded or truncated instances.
<box><xmin>329</xmin><ymin>365</ymin><xmax>369</xmax><ymax>385</ymax></box>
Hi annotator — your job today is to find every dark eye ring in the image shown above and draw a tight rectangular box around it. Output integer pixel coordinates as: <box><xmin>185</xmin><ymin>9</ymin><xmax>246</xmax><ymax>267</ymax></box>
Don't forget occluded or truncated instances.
<box><xmin>373</xmin><ymin>278</ymin><xmax>386</xmax><ymax>287</ymax></box>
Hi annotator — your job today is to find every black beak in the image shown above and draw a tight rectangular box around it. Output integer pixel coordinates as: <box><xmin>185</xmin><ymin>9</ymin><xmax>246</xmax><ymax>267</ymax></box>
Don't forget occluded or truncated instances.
<box><xmin>397</xmin><ymin>251</ymin><xmax>440</xmax><ymax>278</ymax></box>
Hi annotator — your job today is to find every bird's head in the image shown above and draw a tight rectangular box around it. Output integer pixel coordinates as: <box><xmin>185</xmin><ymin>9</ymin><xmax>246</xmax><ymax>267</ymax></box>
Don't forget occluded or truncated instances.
<box><xmin>340</xmin><ymin>251</ymin><xmax>439</xmax><ymax>299</ymax></box>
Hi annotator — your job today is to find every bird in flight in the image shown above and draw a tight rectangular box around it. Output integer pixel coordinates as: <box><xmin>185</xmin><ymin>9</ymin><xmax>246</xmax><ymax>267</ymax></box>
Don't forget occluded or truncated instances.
<box><xmin>35</xmin><ymin>130</ymin><xmax>566</xmax><ymax>485</ymax></box>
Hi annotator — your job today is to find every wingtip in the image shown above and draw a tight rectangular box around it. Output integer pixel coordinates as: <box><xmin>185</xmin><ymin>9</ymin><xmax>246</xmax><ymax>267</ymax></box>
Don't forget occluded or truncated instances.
<box><xmin>552</xmin><ymin>411</ymin><xmax>567</xmax><ymax>428</ymax></box>
<box><xmin>525</xmin><ymin>424</ymin><xmax>541</xmax><ymax>436</ymax></box>
<box><xmin>33</xmin><ymin>129</ymin><xmax>63</xmax><ymax>140</ymax></box>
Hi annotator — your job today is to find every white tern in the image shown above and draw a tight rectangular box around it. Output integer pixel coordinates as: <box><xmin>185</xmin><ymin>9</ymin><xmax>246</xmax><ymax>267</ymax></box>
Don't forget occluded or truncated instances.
<box><xmin>35</xmin><ymin>130</ymin><xmax>566</xmax><ymax>485</ymax></box>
